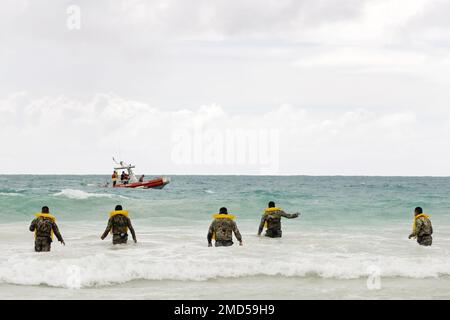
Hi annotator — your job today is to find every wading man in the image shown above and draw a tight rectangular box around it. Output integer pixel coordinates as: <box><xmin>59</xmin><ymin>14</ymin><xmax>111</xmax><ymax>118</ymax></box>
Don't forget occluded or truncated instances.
<box><xmin>409</xmin><ymin>207</ymin><xmax>433</xmax><ymax>246</ymax></box>
<box><xmin>29</xmin><ymin>206</ymin><xmax>65</xmax><ymax>252</ymax></box>
<box><xmin>207</xmin><ymin>207</ymin><xmax>243</xmax><ymax>247</ymax></box>
<box><xmin>101</xmin><ymin>205</ymin><xmax>137</xmax><ymax>245</ymax></box>
<box><xmin>258</xmin><ymin>201</ymin><xmax>299</xmax><ymax>238</ymax></box>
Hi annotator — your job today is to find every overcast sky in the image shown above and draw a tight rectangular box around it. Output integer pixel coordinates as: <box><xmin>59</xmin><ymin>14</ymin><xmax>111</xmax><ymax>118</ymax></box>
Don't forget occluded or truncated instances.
<box><xmin>1</xmin><ymin>0</ymin><xmax>450</xmax><ymax>175</ymax></box>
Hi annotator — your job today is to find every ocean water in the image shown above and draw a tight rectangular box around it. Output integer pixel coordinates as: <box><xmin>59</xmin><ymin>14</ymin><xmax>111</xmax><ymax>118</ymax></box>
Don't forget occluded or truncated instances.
<box><xmin>1</xmin><ymin>175</ymin><xmax>450</xmax><ymax>300</ymax></box>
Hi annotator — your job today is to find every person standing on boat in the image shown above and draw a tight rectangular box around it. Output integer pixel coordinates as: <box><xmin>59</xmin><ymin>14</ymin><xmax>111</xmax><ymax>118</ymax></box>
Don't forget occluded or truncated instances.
<box><xmin>207</xmin><ymin>207</ymin><xmax>243</xmax><ymax>247</ymax></box>
<box><xmin>111</xmin><ymin>171</ymin><xmax>118</xmax><ymax>187</ymax></box>
<box><xmin>258</xmin><ymin>201</ymin><xmax>300</xmax><ymax>238</ymax></box>
<box><xmin>139</xmin><ymin>175</ymin><xmax>145</xmax><ymax>182</ymax></box>
<box><xmin>101</xmin><ymin>205</ymin><xmax>137</xmax><ymax>245</ymax></box>
<box><xmin>29</xmin><ymin>206</ymin><xmax>65</xmax><ymax>252</ymax></box>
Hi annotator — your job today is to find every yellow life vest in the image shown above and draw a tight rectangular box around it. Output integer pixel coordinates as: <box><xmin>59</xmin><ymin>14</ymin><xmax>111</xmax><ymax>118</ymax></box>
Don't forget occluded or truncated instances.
<box><xmin>264</xmin><ymin>207</ymin><xmax>282</xmax><ymax>213</ymax></box>
<box><xmin>211</xmin><ymin>213</ymin><xmax>236</xmax><ymax>240</ymax></box>
<box><xmin>34</xmin><ymin>213</ymin><xmax>56</xmax><ymax>240</ymax></box>
<box><xmin>212</xmin><ymin>213</ymin><xmax>236</xmax><ymax>220</ymax></box>
<box><xmin>109</xmin><ymin>210</ymin><xmax>129</xmax><ymax>218</ymax></box>
<box><xmin>262</xmin><ymin>207</ymin><xmax>282</xmax><ymax>228</ymax></box>
<box><xmin>109</xmin><ymin>210</ymin><xmax>129</xmax><ymax>234</ymax></box>
<box><xmin>412</xmin><ymin>213</ymin><xmax>430</xmax><ymax>234</ymax></box>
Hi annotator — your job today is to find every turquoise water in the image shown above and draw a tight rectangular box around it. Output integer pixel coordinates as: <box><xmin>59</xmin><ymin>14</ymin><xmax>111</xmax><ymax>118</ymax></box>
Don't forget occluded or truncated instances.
<box><xmin>1</xmin><ymin>175</ymin><xmax>450</xmax><ymax>299</ymax></box>
<box><xmin>2</xmin><ymin>175</ymin><xmax>450</xmax><ymax>226</ymax></box>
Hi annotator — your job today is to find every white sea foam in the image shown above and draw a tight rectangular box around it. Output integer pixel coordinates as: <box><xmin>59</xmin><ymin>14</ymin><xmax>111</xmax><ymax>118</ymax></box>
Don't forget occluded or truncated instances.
<box><xmin>0</xmin><ymin>192</ymin><xmax>23</xmax><ymax>197</ymax></box>
<box><xmin>1</xmin><ymin>223</ymin><xmax>450</xmax><ymax>289</ymax></box>
<box><xmin>1</xmin><ymin>250</ymin><xmax>450</xmax><ymax>289</ymax></box>
<box><xmin>53</xmin><ymin>189</ymin><xmax>127</xmax><ymax>200</ymax></box>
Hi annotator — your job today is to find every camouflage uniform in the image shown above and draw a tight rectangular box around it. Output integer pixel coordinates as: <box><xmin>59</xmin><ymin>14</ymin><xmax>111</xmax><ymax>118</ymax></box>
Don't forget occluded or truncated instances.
<box><xmin>101</xmin><ymin>214</ymin><xmax>136</xmax><ymax>245</ymax></box>
<box><xmin>29</xmin><ymin>217</ymin><xmax>64</xmax><ymax>252</ymax></box>
<box><xmin>258</xmin><ymin>209</ymin><xmax>299</xmax><ymax>238</ymax></box>
<box><xmin>410</xmin><ymin>216</ymin><xmax>433</xmax><ymax>246</ymax></box>
<box><xmin>207</xmin><ymin>217</ymin><xmax>242</xmax><ymax>247</ymax></box>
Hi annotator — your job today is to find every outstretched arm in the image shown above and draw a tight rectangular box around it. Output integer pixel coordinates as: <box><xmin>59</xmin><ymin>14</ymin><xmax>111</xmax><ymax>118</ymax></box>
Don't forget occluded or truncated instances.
<box><xmin>101</xmin><ymin>218</ymin><xmax>112</xmax><ymax>240</ymax></box>
<box><xmin>29</xmin><ymin>219</ymin><xmax>37</xmax><ymax>232</ymax></box>
<box><xmin>280</xmin><ymin>210</ymin><xmax>300</xmax><ymax>219</ymax></box>
<box><xmin>127</xmin><ymin>218</ymin><xmax>137</xmax><ymax>243</ymax></box>
<box><xmin>257</xmin><ymin>215</ymin><xmax>266</xmax><ymax>235</ymax></box>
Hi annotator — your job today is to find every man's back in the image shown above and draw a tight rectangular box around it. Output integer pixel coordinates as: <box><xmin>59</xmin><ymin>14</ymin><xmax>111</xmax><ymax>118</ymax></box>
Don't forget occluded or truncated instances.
<box><xmin>210</xmin><ymin>218</ymin><xmax>240</xmax><ymax>242</ymax></box>
<box><xmin>416</xmin><ymin>216</ymin><xmax>433</xmax><ymax>236</ymax></box>
<box><xmin>264</xmin><ymin>210</ymin><xmax>284</xmax><ymax>231</ymax></box>
<box><xmin>416</xmin><ymin>216</ymin><xmax>433</xmax><ymax>246</ymax></box>
<box><xmin>30</xmin><ymin>216</ymin><xmax>62</xmax><ymax>240</ymax></box>
<box><xmin>101</xmin><ymin>210</ymin><xmax>137</xmax><ymax>245</ymax></box>
<box><xmin>207</xmin><ymin>208</ymin><xmax>243</xmax><ymax>247</ymax></box>
<box><xmin>110</xmin><ymin>214</ymin><xmax>130</xmax><ymax>234</ymax></box>
<box><xmin>29</xmin><ymin>211</ymin><xmax>64</xmax><ymax>252</ymax></box>
<box><xmin>34</xmin><ymin>217</ymin><xmax>54</xmax><ymax>238</ymax></box>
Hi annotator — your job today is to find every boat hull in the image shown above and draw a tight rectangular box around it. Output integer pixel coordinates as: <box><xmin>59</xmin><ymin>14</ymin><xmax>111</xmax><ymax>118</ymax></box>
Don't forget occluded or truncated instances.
<box><xmin>114</xmin><ymin>177</ymin><xmax>169</xmax><ymax>189</ymax></box>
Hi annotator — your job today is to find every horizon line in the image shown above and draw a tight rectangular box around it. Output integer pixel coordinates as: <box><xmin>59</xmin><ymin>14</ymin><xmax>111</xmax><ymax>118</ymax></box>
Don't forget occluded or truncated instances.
<box><xmin>1</xmin><ymin>173</ymin><xmax>450</xmax><ymax>178</ymax></box>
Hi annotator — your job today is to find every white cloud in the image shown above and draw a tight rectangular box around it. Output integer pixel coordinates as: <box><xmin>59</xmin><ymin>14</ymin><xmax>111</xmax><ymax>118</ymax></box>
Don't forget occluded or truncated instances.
<box><xmin>1</xmin><ymin>1</ymin><xmax>450</xmax><ymax>175</ymax></box>
<box><xmin>293</xmin><ymin>47</ymin><xmax>428</xmax><ymax>71</ymax></box>
<box><xmin>1</xmin><ymin>93</ymin><xmax>448</xmax><ymax>175</ymax></box>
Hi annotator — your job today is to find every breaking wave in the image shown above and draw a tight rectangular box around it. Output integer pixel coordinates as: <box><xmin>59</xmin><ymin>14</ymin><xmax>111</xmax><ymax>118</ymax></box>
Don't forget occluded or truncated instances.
<box><xmin>1</xmin><ymin>249</ymin><xmax>449</xmax><ymax>288</ymax></box>
<box><xmin>0</xmin><ymin>192</ymin><xmax>23</xmax><ymax>197</ymax></box>
<box><xmin>53</xmin><ymin>189</ymin><xmax>128</xmax><ymax>200</ymax></box>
